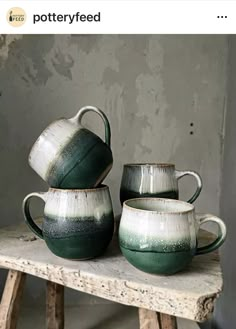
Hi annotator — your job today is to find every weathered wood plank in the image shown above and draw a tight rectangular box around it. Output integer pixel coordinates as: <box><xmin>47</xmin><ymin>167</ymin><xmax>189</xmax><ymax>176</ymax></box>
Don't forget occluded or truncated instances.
<box><xmin>46</xmin><ymin>281</ymin><xmax>64</xmax><ymax>329</ymax></box>
<box><xmin>0</xmin><ymin>270</ymin><xmax>26</xmax><ymax>329</ymax></box>
<box><xmin>0</xmin><ymin>222</ymin><xmax>222</xmax><ymax>322</ymax></box>
<box><xmin>139</xmin><ymin>308</ymin><xmax>160</xmax><ymax>329</ymax></box>
<box><xmin>139</xmin><ymin>309</ymin><xmax>177</xmax><ymax>329</ymax></box>
<box><xmin>159</xmin><ymin>313</ymin><xmax>177</xmax><ymax>329</ymax></box>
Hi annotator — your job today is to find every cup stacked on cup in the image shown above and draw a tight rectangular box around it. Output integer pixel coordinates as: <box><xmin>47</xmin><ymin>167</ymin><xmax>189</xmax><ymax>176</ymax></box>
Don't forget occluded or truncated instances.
<box><xmin>22</xmin><ymin>106</ymin><xmax>114</xmax><ymax>260</ymax></box>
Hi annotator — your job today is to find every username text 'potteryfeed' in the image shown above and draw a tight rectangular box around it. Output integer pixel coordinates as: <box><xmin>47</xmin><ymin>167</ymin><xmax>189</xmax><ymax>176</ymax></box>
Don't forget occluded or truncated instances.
<box><xmin>33</xmin><ymin>12</ymin><xmax>101</xmax><ymax>24</ymax></box>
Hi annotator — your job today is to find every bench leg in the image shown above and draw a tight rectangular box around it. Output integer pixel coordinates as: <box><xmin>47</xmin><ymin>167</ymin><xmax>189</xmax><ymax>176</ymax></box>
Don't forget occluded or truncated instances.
<box><xmin>139</xmin><ymin>308</ymin><xmax>177</xmax><ymax>329</ymax></box>
<box><xmin>0</xmin><ymin>270</ymin><xmax>26</xmax><ymax>329</ymax></box>
<box><xmin>46</xmin><ymin>281</ymin><xmax>64</xmax><ymax>329</ymax></box>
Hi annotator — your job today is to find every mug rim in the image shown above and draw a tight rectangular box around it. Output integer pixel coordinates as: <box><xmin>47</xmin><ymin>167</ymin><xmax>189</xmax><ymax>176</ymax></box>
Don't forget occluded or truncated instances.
<box><xmin>28</xmin><ymin>117</ymin><xmax>66</xmax><ymax>162</ymax></box>
<box><xmin>123</xmin><ymin>163</ymin><xmax>175</xmax><ymax>168</ymax></box>
<box><xmin>123</xmin><ymin>197</ymin><xmax>194</xmax><ymax>214</ymax></box>
<box><xmin>49</xmin><ymin>184</ymin><xmax>108</xmax><ymax>193</ymax></box>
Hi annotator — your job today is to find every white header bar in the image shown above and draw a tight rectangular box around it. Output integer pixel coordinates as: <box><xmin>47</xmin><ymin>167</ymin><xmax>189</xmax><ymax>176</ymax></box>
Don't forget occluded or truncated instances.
<box><xmin>0</xmin><ymin>1</ymin><xmax>235</xmax><ymax>34</ymax></box>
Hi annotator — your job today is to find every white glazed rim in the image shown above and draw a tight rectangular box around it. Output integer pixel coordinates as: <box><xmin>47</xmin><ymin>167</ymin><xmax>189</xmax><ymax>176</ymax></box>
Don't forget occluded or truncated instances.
<box><xmin>28</xmin><ymin>118</ymin><xmax>65</xmax><ymax>163</ymax></box>
<box><xmin>123</xmin><ymin>163</ymin><xmax>175</xmax><ymax>168</ymax></box>
<box><xmin>123</xmin><ymin>198</ymin><xmax>194</xmax><ymax>214</ymax></box>
<box><xmin>49</xmin><ymin>184</ymin><xmax>109</xmax><ymax>193</ymax></box>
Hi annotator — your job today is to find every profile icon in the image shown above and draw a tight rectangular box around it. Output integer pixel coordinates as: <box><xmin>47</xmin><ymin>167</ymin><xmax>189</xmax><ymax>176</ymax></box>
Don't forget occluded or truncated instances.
<box><xmin>7</xmin><ymin>8</ymin><xmax>26</xmax><ymax>27</ymax></box>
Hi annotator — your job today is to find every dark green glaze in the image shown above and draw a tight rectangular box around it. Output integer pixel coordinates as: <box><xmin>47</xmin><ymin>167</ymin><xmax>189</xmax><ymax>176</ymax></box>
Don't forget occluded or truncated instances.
<box><xmin>119</xmin><ymin>237</ymin><xmax>191</xmax><ymax>253</ymax></box>
<box><xmin>42</xmin><ymin>214</ymin><xmax>114</xmax><ymax>259</ymax></box>
<box><xmin>120</xmin><ymin>189</ymin><xmax>178</xmax><ymax>204</ymax></box>
<box><xmin>48</xmin><ymin>128</ymin><xmax>113</xmax><ymax>189</ymax></box>
<box><xmin>120</xmin><ymin>246</ymin><xmax>195</xmax><ymax>275</ymax></box>
<box><xmin>44</xmin><ymin>230</ymin><xmax>113</xmax><ymax>260</ymax></box>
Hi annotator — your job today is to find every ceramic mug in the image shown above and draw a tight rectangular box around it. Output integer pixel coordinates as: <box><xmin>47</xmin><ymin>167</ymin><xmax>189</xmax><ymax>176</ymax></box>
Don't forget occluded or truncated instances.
<box><xmin>22</xmin><ymin>185</ymin><xmax>114</xmax><ymax>259</ymax></box>
<box><xmin>29</xmin><ymin>106</ymin><xmax>113</xmax><ymax>189</ymax></box>
<box><xmin>120</xmin><ymin>163</ymin><xmax>202</xmax><ymax>204</ymax></box>
<box><xmin>119</xmin><ymin>198</ymin><xmax>226</xmax><ymax>275</ymax></box>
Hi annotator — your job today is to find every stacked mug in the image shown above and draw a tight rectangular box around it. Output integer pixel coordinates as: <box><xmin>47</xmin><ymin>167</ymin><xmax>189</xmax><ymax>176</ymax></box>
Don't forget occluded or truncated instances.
<box><xmin>22</xmin><ymin>106</ymin><xmax>115</xmax><ymax>260</ymax></box>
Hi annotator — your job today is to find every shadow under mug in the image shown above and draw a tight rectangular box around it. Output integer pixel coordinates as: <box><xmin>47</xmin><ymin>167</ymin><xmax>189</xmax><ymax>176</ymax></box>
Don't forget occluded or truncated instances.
<box><xmin>22</xmin><ymin>185</ymin><xmax>114</xmax><ymax>260</ymax></box>
<box><xmin>120</xmin><ymin>163</ymin><xmax>202</xmax><ymax>204</ymax></box>
<box><xmin>119</xmin><ymin>198</ymin><xmax>226</xmax><ymax>275</ymax></box>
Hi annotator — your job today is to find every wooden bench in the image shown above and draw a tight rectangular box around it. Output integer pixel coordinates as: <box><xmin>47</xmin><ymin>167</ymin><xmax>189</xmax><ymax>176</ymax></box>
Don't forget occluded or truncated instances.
<box><xmin>0</xmin><ymin>223</ymin><xmax>222</xmax><ymax>329</ymax></box>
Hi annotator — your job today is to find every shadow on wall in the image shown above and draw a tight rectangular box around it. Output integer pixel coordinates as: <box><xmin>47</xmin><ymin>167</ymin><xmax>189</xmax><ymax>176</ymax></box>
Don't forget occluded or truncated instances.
<box><xmin>213</xmin><ymin>35</ymin><xmax>236</xmax><ymax>329</ymax></box>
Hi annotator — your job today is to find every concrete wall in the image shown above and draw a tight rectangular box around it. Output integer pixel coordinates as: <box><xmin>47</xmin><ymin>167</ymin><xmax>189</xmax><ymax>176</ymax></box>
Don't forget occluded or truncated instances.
<box><xmin>0</xmin><ymin>35</ymin><xmax>228</xmax><ymax>306</ymax></box>
<box><xmin>213</xmin><ymin>35</ymin><xmax>236</xmax><ymax>329</ymax></box>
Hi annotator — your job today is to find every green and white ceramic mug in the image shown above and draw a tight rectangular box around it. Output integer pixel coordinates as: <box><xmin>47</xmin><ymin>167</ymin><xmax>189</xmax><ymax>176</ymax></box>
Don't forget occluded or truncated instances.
<box><xmin>119</xmin><ymin>198</ymin><xmax>226</xmax><ymax>275</ymax></box>
<box><xmin>29</xmin><ymin>106</ymin><xmax>113</xmax><ymax>189</ymax></box>
<box><xmin>22</xmin><ymin>185</ymin><xmax>114</xmax><ymax>260</ymax></box>
<box><xmin>120</xmin><ymin>163</ymin><xmax>202</xmax><ymax>204</ymax></box>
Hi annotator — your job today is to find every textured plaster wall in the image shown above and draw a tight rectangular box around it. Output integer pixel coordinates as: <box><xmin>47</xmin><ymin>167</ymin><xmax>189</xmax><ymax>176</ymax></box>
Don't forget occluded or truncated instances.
<box><xmin>0</xmin><ymin>35</ymin><xmax>228</xmax><ymax>305</ymax></box>
<box><xmin>213</xmin><ymin>35</ymin><xmax>236</xmax><ymax>329</ymax></box>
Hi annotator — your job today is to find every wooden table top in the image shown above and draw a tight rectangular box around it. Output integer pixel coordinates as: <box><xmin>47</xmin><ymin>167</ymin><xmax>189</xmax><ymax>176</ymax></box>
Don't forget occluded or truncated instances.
<box><xmin>0</xmin><ymin>221</ymin><xmax>222</xmax><ymax>322</ymax></box>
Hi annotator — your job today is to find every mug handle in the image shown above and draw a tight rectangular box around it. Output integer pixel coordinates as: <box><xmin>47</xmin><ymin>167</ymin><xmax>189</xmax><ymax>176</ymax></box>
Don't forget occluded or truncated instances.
<box><xmin>175</xmin><ymin>170</ymin><xmax>202</xmax><ymax>203</ymax></box>
<box><xmin>195</xmin><ymin>213</ymin><xmax>227</xmax><ymax>255</ymax></box>
<box><xmin>71</xmin><ymin>106</ymin><xmax>111</xmax><ymax>147</ymax></box>
<box><xmin>22</xmin><ymin>192</ymin><xmax>47</xmax><ymax>239</ymax></box>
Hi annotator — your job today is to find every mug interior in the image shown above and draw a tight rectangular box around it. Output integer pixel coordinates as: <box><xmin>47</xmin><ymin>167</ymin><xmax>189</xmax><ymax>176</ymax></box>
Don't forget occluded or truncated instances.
<box><xmin>124</xmin><ymin>198</ymin><xmax>194</xmax><ymax>213</ymax></box>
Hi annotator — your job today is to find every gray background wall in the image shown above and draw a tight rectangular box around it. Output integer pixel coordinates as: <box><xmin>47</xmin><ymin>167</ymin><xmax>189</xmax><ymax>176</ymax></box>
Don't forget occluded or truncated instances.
<box><xmin>213</xmin><ymin>36</ymin><xmax>236</xmax><ymax>329</ymax></box>
<box><xmin>0</xmin><ymin>35</ymin><xmax>232</xmax><ymax>327</ymax></box>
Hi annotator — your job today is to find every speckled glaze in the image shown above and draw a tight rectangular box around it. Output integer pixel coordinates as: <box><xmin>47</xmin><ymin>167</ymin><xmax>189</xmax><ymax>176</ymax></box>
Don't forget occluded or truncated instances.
<box><xmin>119</xmin><ymin>198</ymin><xmax>227</xmax><ymax>275</ymax></box>
<box><xmin>28</xmin><ymin>106</ymin><xmax>113</xmax><ymax>189</ymax></box>
<box><xmin>120</xmin><ymin>163</ymin><xmax>202</xmax><ymax>204</ymax></box>
<box><xmin>22</xmin><ymin>185</ymin><xmax>114</xmax><ymax>259</ymax></box>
